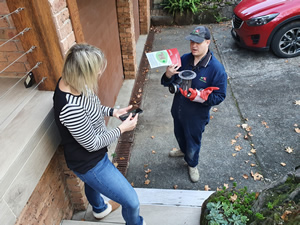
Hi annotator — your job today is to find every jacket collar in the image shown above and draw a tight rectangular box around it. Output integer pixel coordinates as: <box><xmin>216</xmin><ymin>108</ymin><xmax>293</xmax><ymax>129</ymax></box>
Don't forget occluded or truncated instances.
<box><xmin>189</xmin><ymin>49</ymin><xmax>212</xmax><ymax>69</ymax></box>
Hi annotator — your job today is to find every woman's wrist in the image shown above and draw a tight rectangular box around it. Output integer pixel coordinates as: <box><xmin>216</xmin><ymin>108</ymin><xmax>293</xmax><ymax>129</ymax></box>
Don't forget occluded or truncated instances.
<box><xmin>109</xmin><ymin>108</ymin><xmax>114</xmax><ymax>117</ymax></box>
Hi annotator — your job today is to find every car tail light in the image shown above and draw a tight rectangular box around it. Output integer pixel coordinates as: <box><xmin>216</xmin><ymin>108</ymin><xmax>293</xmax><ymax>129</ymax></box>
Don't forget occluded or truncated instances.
<box><xmin>232</xmin><ymin>14</ymin><xmax>244</xmax><ymax>29</ymax></box>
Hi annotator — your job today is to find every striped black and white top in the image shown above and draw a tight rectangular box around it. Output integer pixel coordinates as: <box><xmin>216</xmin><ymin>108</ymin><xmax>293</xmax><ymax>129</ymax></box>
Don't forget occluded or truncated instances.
<box><xmin>59</xmin><ymin>91</ymin><xmax>120</xmax><ymax>151</ymax></box>
<box><xmin>53</xmin><ymin>80</ymin><xmax>121</xmax><ymax>173</ymax></box>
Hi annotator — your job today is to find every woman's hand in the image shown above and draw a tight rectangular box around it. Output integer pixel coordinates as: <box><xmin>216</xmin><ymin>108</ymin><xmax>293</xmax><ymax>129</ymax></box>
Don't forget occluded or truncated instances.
<box><xmin>118</xmin><ymin>113</ymin><xmax>138</xmax><ymax>133</ymax></box>
<box><xmin>113</xmin><ymin>105</ymin><xmax>133</xmax><ymax>118</ymax></box>
<box><xmin>165</xmin><ymin>64</ymin><xmax>180</xmax><ymax>78</ymax></box>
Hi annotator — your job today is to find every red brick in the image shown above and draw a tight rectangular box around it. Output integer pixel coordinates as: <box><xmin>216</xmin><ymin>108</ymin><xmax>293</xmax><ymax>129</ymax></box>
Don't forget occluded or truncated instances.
<box><xmin>0</xmin><ymin>28</ymin><xmax>17</xmax><ymax>39</ymax></box>
<box><xmin>54</xmin><ymin>8</ymin><xmax>70</xmax><ymax>28</ymax></box>
<box><xmin>0</xmin><ymin>2</ymin><xmax>10</xmax><ymax>14</ymax></box>
<box><xmin>0</xmin><ymin>41</ymin><xmax>18</xmax><ymax>51</ymax></box>
<box><xmin>50</xmin><ymin>0</ymin><xmax>67</xmax><ymax>14</ymax></box>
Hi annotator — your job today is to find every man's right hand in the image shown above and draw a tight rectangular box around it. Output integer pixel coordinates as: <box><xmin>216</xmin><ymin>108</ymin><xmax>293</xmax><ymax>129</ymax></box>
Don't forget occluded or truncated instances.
<box><xmin>165</xmin><ymin>64</ymin><xmax>180</xmax><ymax>78</ymax></box>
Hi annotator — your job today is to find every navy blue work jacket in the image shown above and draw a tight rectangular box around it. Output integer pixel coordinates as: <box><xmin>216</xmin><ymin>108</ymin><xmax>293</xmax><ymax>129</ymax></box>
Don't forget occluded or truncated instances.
<box><xmin>161</xmin><ymin>50</ymin><xmax>227</xmax><ymax>122</ymax></box>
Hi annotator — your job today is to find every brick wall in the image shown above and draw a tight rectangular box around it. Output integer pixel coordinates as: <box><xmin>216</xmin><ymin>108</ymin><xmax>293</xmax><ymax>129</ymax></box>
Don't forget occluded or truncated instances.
<box><xmin>14</xmin><ymin>148</ymin><xmax>73</xmax><ymax>225</ymax></box>
<box><xmin>0</xmin><ymin>0</ymin><xmax>29</xmax><ymax>77</ymax></box>
<box><xmin>116</xmin><ymin>0</ymin><xmax>137</xmax><ymax>79</ymax></box>
<box><xmin>49</xmin><ymin>0</ymin><xmax>76</xmax><ymax>55</ymax></box>
<box><xmin>139</xmin><ymin>0</ymin><xmax>150</xmax><ymax>34</ymax></box>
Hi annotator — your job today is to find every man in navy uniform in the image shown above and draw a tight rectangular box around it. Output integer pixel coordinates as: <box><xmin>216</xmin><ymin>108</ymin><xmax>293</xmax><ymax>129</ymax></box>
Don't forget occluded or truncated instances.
<box><xmin>161</xmin><ymin>26</ymin><xmax>227</xmax><ymax>182</ymax></box>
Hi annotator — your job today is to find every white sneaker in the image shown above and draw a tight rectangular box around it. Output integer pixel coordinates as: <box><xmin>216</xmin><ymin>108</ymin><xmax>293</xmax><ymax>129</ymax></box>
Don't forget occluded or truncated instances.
<box><xmin>188</xmin><ymin>166</ymin><xmax>199</xmax><ymax>183</ymax></box>
<box><xmin>169</xmin><ymin>148</ymin><xmax>184</xmax><ymax>157</ymax></box>
<box><xmin>93</xmin><ymin>202</ymin><xmax>112</xmax><ymax>219</ymax></box>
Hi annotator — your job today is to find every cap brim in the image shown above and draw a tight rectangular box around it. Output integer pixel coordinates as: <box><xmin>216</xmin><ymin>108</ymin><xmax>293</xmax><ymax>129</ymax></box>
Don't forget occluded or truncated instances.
<box><xmin>185</xmin><ymin>35</ymin><xmax>204</xmax><ymax>43</ymax></box>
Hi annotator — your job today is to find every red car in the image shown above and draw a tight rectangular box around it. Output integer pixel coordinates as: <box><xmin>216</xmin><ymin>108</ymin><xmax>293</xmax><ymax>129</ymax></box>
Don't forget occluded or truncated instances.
<box><xmin>231</xmin><ymin>0</ymin><xmax>300</xmax><ymax>58</ymax></box>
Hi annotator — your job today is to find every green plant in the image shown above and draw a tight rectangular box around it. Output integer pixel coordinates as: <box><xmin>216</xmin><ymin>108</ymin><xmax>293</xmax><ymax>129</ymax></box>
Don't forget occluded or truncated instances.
<box><xmin>214</xmin><ymin>13</ymin><xmax>227</xmax><ymax>23</ymax></box>
<box><xmin>161</xmin><ymin>0</ymin><xmax>201</xmax><ymax>16</ymax></box>
<box><xmin>255</xmin><ymin>213</ymin><xmax>265</xmax><ymax>220</ymax></box>
<box><xmin>205</xmin><ymin>184</ymin><xmax>258</xmax><ymax>225</ymax></box>
<box><xmin>267</xmin><ymin>202</ymin><xmax>274</xmax><ymax>209</ymax></box>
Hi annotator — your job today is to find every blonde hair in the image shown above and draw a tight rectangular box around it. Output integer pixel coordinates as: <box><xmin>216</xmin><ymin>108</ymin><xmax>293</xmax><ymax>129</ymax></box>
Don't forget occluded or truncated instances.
<box><xmin>62</xmin><ymin>43</ymin><xmax>107</xmax><ymax>95</ymax></box>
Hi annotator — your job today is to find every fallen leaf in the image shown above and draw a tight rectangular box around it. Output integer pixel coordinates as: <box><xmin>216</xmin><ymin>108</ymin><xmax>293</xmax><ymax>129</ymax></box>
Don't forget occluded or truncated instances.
<box><xmin>231</xmin><ymin>139</ymin><xmax>237</xmax><ymax>145</ymax></box>
<box><xmin>236</xmin><ymin>124</ymin><xmax>241</xmax><ymax>128</ymax></box>
<box><xmin>235</xmin><ymin>133</ymin><xmax>242</xmax><ymax>139</ymax></box>
<box><xmin>244</xmin><ymin>118</ymin><xmax>248</xmax><ymax>121</ymax></box>
<box><xmin>243</xmin><ymin>174</ymin><xmax>249</xmax><ymax>179</ymax></box>
<box><xmin>164</xmin><ymin>95</ymin><xmax>168</xmax><ymax>98</ymax></box>
<box><xmin>230</xmin><ymin>193</ymin><xmax>238</xmax><ymax>202</ymax></box>
<box><xmin>113</xmin><ymin>162</ymin><xmax>118</xmax><ymax>167</ymax></box>
<box><xmin>250</xmin><ymin>148</ymin><xmax>256</xmax><ymax>154</ymax></box>
<box><xmin>261</xmin><ymin>121</ymin><xmax>269</xmax><ymax>128</ymax></box>
<box><xmin>173</xmin><ymin>185</ymin><xmax>178</xmax><ymax>189</ymax></box>
<box><xmin>285</xmin><ymin>147</ymin><xmax>293</xmax><ymax>153</ymax></box>
<box><xmin>217</xmin><ymin>187</ymin><xmax>222</xmax><ymax>191</ymax></box>
<box><xmin>232</xmin><ymin>153</ymin><xmax>237</xmax><ymax>157</ymax></box>
<box><xmin>251</xmin><ymin>171</ymin><xmax>263</xmax><ymax>181</ymax></box>
<box><xmin>210</xmin><ymin>115</ymin><xmax>214</xmax><ymax>119</ymax></box>
<box><xmin>295</xmin><ymin>128</ymin><xmax>300</xmax><ymax>133</ymax></box>
<box><xmin>172</xmin><ymin>147</ymin><xmax>178</xmax><ymax>151</ymax></box>
<box><xmin>294</xmin><ymin>100</ymin><xmax>300</xmax><ymax>105</ymax></box>
<box><xmin>235</xmin><ymin>145</ymin><xmax>242</xmax><ymax>151</ymax></box>
<box><xmin>250</xmin><ymin>163</ymin><xmax>256</xmax><ymax>167</ymax></box>
<box><xmin>229</xmin><ymin>177</ymin><xmax>234</xmax><ymax>181</ymax></box>
<box><xmin>131</xmin><ymin>182</ymin><xmax>134</xmax><ymax>187</ymax></box>
<box><xmin>255</xmin><ymin>192</ymin><xmax>260</xmax><ymax>199</ymax></box>
<box><xmin>144</xmin><ymin>179</ymin><xmax>150</xmax><ymax>185</ymax></box>
<box><xmin>294</xmin><ymin>124</ymin><xmax>298</xmax><ymax>127</ymax></box>
<box><xmin>280</xmin><ymin>162</ymin><xmax>286</xmax><ymax>167</ymax></box>
<box><xmin>248</xmin><ymin>132</ymin><xmax>253</xmax><ymax>137</ymax></box>
<box><xmin>223</xmin><ymin>183</ymin><xmax>229</xmax><ymax>189</ymax></box>
<box><xmin>145</xmin><ymin>174</ymin><xmax>148</xmax><ymax>178</ymax></box>
<box><xmin>204</xmin><ymin>185</ymin><xmax>211</xmax><ymax>191</ymax></box>
<box><xmin>245</xmin><ymin>160</ymin><xmax>249</xmax><ymax>163</ymax></box>
<box><xmin>245</xmin><ymin>126</ymin><xmax>252</xmax><ymax>132</ymax></box>
<box><xmin>151</xmin><ymin>150</ymin><xmax>156</xmax><ymax>154</ymax></box>
<box><xmin>120</xmin><ymin>157</ymin><xmax>125</xmax><ymax>160</ymax></box>
<box><xmin>151</xmin><ymin>136</ymin><xmax>155</xmax><ymax>139</ymax></box>
<box><xmin>281</xmin><ymin>210</ymin><xmax>292</xmax><ymax>221</ymax></box>
<box><xmin>248</xmin><ymin>153</ymin><xmax>253</xmax><ymax>156</ymax></box>
<box><xmin>212</xmin><ymin>108</ymin><xmax>218</xmax><ymax>112</ymax></box>
<box><xmin>144</xmin><ymin>164</ymin><xmax>148</xmax><ymax>168</ymax></box>
<box><xmin>244</xmin><ymin>135</ymin><xmax>248</xmax><ymax>139</ymax></box>
<box><xmin>242</xmin><ymin>124</ymin><xmax>248</xmax><ymax>129</ymax></box>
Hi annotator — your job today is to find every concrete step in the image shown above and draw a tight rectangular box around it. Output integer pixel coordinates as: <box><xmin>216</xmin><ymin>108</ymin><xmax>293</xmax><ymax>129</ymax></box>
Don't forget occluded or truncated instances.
<box><xmin>0</xmin><ymin>77</ymin><xmax>61</xmax><ymax>223</ymax></box>
<box><xmin>61</xmin><ymin>188</ymin><xmax>214</xmax><ymax>225</ymax></box>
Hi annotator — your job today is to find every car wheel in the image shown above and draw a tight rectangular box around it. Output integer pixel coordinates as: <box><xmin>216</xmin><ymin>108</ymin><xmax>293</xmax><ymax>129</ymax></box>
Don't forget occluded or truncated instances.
<box><xmin>271</xmin><ymin>21</ymin><xmax>300</xmax><ymax>58</ymax></box>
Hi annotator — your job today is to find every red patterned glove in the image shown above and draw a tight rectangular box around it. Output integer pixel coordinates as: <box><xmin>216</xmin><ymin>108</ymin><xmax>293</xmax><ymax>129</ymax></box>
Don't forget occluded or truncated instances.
<box><xmin>180</xmin><ymin>87</ymin><xmax>219</xmax><ymax>103</ymax></box>
<box><xmin>199</xmin><ymin>87</ymin><xmax>219</xmax><ymax>101</ymax></box>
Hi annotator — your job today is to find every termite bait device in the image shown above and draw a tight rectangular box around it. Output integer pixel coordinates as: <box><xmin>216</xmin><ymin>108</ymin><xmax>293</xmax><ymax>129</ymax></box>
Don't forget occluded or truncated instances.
<box><xmin>168</xmin><ymin>70</ymin><xmax>196</xmax><ymax>94</ymax></box>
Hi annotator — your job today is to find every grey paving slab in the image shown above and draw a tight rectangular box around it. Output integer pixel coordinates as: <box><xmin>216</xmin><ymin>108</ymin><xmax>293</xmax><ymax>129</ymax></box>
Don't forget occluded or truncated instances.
<box><xmin>71</xmin><ymin>188</ymin><xmax>211</xmax><ymax>225</ymax></box>
<box><xmin>65</xmin><ymin>205</ymin><xmax>201</xmax><ymax>225</ymax></box>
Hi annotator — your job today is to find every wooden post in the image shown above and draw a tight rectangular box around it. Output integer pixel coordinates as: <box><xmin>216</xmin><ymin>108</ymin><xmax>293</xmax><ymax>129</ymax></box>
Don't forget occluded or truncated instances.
<box><xmin>66</xmin><ymin>0</ymin><xmax>85</xmax><ymax>43</ymax></box>
<box><xmin>6</xmin><ymin>0</ymin><xmax>63</xmax><ymax>91</ymax></box>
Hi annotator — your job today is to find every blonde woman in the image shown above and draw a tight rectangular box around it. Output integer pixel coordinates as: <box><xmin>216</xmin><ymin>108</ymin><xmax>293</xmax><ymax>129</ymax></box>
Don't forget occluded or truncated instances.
<box><xmin>53</xmin><ymin>44</ymin><xmax>145</xmax><ymax>225</ymax></box>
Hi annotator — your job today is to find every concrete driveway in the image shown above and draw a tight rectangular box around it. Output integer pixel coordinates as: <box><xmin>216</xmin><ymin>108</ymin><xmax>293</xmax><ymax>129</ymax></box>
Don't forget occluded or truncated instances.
<box><xmin>125</xmin><ymin>22</ymin><xmax>300</xmax><ymax>192</ymax></box>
